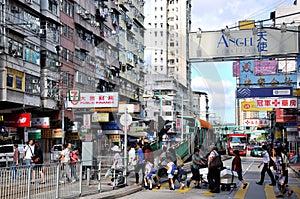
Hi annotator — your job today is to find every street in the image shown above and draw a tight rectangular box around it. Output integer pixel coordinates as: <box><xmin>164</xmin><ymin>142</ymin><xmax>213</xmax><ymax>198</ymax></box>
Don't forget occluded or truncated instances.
<box><xmin>118</xmin><ymin>156</ymin><xmax>300</xmax><ymax>199</ymax></box>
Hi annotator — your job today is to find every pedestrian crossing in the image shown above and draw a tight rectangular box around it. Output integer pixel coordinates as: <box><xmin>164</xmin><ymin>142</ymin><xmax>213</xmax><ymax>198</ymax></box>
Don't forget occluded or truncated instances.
<box><xmin>148</xmin><ymin>181</ymin><xmax>300</xmax><ymax>199</ymax></box>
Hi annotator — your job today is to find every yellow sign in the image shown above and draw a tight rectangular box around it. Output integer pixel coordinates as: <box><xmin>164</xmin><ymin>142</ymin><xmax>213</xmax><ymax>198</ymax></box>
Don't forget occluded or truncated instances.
<box><xmin>241</xmin><ymin>102</ymin><xmax>273</xmax><ymax>111</ymax></box>
<box><xmin>92</xmin><ymin>113</ymin><xmax>109</xmax><ymax>122</ymax></box>
<box><xmin>109</xmin><ymin>135</ymin><xmax>120</xmax><ymax>142</ymax></box>
<box><xmin>52</xmin><ymin>129</ymin><xmax>62</xmax><ymax>138</ymax></box>
<box><xmin>239</xmin><ymin>20</ymin><xmax>255</xmax><ymax>30</ymax></box>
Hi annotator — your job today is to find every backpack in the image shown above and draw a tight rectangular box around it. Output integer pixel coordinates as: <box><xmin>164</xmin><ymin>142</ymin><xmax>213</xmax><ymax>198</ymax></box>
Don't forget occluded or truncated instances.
<box><xmin>171</xmin><ymin>164</ymin><xmax>178</xmax><ymax>175</ymax></box>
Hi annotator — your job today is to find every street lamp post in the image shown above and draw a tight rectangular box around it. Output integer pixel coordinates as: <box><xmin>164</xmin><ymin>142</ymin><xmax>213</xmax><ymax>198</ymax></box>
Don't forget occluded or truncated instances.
<box><xmin>181</xmin><ymin>94</ymin><xmax>184</xmax><ymax>142</ymax></box>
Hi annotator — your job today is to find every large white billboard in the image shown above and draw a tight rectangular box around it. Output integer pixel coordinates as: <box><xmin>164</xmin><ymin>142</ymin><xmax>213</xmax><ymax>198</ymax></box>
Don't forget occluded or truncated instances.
<box><xmin>189</xmin><ymin>27</ymin><xmax>299</xmax><ymax>61</ymax></box>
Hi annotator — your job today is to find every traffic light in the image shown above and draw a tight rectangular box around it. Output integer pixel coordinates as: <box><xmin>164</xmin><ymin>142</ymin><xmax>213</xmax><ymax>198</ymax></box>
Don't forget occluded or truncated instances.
<box><xmin>64</xmin><ymin>117</ymin><xmax>74</xmax><ymax>131</ymax></box>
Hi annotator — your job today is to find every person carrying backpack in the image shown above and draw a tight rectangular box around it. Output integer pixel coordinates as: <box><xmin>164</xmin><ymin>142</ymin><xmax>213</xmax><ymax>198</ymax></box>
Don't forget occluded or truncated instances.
<box><xmin>166</xmin><ymin>156</ymin><xmax>177</xmax><ymax>190</ymax></box>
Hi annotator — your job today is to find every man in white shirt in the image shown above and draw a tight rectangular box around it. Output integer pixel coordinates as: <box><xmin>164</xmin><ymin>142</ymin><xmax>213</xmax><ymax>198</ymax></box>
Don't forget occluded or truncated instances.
<box><xmin>256</xmin><ymin>145</ymin><xmax>276</xmax><ymax>186</ymax></box>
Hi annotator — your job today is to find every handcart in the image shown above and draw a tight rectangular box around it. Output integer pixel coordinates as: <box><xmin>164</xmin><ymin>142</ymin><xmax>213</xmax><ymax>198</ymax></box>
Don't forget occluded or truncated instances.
<box><xmin>199</xmin><ymin>167</ymin><xmax>239</xmax><ymax>191</ymax></box>
<box><xmin>220</xmin><ymin>168</ymin><xmax>238</xmax><ymax>191</ymax></box>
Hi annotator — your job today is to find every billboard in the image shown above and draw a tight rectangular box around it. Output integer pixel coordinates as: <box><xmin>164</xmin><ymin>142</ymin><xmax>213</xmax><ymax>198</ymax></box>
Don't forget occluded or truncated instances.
<box><xmin>241</xmin><ymin>101</ymin><xmax>273</xmax><ymax>111</ymax></box>
<box><xmin>255</xmin><ymin>98</ymin><xmax>297</xmax><ymax>108</ymax></box>
<box><xmin>189</xmin><ymin>27</ymin><xmax>299</xmax><ymax>60</ymax></box>
<box><xmin>66</xmin><ymin>92</ymin><xmax>119</xmax><ymax>108</ymax></box>
<box><xmin>236</xmin><ymin>87</ymin><xmax>293</xmax><ymax>98</ymax></box>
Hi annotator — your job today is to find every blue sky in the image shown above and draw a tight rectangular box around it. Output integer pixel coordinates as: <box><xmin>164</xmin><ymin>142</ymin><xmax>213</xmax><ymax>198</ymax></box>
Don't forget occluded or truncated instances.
<box><xmin>190</xmin><ymin>0</ymin><xmax>294</xmax><ymax>123</ymax></box>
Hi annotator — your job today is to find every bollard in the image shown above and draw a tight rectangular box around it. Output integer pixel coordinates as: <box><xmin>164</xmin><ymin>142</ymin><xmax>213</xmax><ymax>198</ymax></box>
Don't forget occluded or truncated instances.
<box><xmin>86</xmin><ymin>168</ymin><xmax>90</xmax><ymax>186</ymax></box>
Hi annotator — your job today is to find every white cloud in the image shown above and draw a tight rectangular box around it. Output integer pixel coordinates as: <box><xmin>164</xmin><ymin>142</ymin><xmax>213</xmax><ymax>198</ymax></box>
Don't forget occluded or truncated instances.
<box><xmin>191</xmin><ymin>0</ymin><xmax>293</xmax><ymax>31</ymax></box>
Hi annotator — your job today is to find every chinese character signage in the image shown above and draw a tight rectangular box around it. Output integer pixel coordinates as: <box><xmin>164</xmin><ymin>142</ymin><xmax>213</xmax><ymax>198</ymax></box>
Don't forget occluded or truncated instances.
<box><xmin>254</xmin><ymin>60</ymin><xmax>277</xmax><ymax>75</ymax></box>
<box><xmin>255</xmin><ymin>98</ymin><xmax>297</xmax><ymax>108</ymax></box>
<box><xmin>66</xmin><ymin>92</ymin><xmax>119</xmax><ymax>108</ymax></box>
<box><xmin>243</xmin><ymin>119</ymin><xmax>269</xmax><ymax>127</ymax></box>
<box><xmin>241</xmin><ymin>101</ymin><xmax>273</xmax><ymax>111</ymax></box>
<box><xmin>189</xmin><ymin>28</ymin><xmax>299</xmax><ymax>60</ymax></box>
<box><xmin>83</xmin><ymin>114</ymin><xmax>91</xmax><ymax>129</ymax></box>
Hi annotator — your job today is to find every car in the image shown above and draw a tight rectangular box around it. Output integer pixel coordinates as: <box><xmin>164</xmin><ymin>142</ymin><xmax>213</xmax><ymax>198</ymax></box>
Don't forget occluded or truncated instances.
<box><xmin>50</xmin><ymin>144</ymin><xmax>63</xmax><ymax>162</ymax></box>
<box><xmin>250</xmin><ymin>146</ymin><xmax>264</xmax><ymax>157</ymax></box>
<box><xmin>0</xmin><ymin>144</ymin><xmax>14</xmax><ymax>167</ymax></box>
<box><xmin>247</xmin><ymin>144</ymin><xmax>255</xmax><ymax>151</ymax></box>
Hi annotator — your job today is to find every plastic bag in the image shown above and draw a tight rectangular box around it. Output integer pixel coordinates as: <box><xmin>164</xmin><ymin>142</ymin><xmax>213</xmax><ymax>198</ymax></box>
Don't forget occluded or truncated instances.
<box><xmin>105</xmin><ymin>169</ymin><xmax>112</xmax><ymax>178</ymax></box>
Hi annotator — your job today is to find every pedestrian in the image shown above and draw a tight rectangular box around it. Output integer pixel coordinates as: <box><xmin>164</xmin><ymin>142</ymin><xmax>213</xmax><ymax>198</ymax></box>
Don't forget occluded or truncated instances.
<box><xmin>143</xmin><ymin>142</ymin><xmax>154</xmax><ymax>164</ymax></box>
<box><xmin>256</xmin><ymin>145</ymin><xmax>276</xmax><ymax>186</ymax></box>
<box><xmin>186</xmin><ymin>148</ymin><xmax>205</xmax><ymax>188</ymax></box>
<box><xmin>12</xmin><ymin>144</ymin><xmax>19</xmax><ymax>180</ymax></box>
<box><xmin>23</xmin><ymin>140</ymin><xmax>35</xmax><ymax>183</ymax></box>
<box><xmin>59</xmin><ymin>143</ymin><xmax>72</xmax><ymax>184</ymax></box>
<box><xmin>173</xmin><ymin>164</ymin><xmax>186</xmax><ymax>190</ymax></box>
<box><xmin>70</xmin><ymin>147</ymin><xmax>80</xmax><ymax>183</ymax></box>
<box><xmin>110</xmin><ymin>145</ymin><xmax>123</xmax><ymax>186</ymax></box>
<box><xmin>33</xmin><ymin>142</ymin><xmax>45</xmax><ymax>184</ymax></box>
<box><xmin>144</xmin><ymin>160</ymin><xmax>157</xmax><ymax>190</ymax></box>
<box><xmin>280</xmin><ymin>148</ymin><xmax>289</xmax><ymax>185</ymax></box>
<box><xmin>208</xmin><ymin>145</ymin><xmax>221</xmax><ymax>193</ymax></box>
<box><xmin>276</xmin><ymin>171</ymin><xmax>294</xmax><ymax>197</ymax></box>
<box><xmin>156</xmin><ymin>145</ymin><xmax>168</xmax><ymax>189</ymax></box>
<box><xmin>134</xmin><ymin>143</ymin><xmax>145</xmax><ymax>186</ymax></box>
<box><xmin>128</xmin><ymin>145</ymin><xmax>136</xmax><ymax>172</ymax></box>
<box><xmin>232</xmin><ymin>150</ymin><xmax>248</xmax><ymax>189</ymax></box>
<box><xmin>166</xmin><ymin>156</ymin><xmax>176</xmax><ymax>190</ymax></box>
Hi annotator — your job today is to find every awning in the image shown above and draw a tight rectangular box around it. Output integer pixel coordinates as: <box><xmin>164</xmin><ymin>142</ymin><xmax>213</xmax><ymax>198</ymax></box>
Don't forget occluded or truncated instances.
<box><xmin>128</xmin><ymin>132</ymin><xmax>147</xmax><ymax>138</ymax></box>
<box><xmin>199</xmin><ymin>119</ymin><xmax>212</xmax><ymax>129</ymax></box>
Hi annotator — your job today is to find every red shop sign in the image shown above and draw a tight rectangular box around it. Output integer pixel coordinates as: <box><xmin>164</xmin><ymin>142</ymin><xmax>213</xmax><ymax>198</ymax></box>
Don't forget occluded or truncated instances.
<box><xmin>4</xmin><ymin>113</ymin><xmax>31</xmax><ymax>127</ymax></box>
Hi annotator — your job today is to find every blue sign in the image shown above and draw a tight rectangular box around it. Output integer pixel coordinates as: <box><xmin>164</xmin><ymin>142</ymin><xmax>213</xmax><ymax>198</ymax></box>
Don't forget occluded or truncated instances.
<box><xmin>283</xmin><ymin>122</ymin><xmax>297</xmax><ymax>127</ymax></box>
<box><xmin>101</xmin><ymin>121</ymin><xmax>120</xmax><ymax>130</ymax></box>
<box><xmin>236</xmin><ymin>87</ymin><xmax>293</xmax><ymax>98</ymax></box>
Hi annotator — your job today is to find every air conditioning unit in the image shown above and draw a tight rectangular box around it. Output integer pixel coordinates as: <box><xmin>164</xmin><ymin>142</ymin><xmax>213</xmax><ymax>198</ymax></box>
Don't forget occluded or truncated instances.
<box><xmin>109</xmin><ymin>9</ymin><xmax>114</xmax><ymax>13</ymax></box>
<box><xmin>13</xmin><ymin>51</ymin><xmax>22</xmax><ymax>57</ymax></box>
<box><xmin>94</xmin><ymin>22</ymin><xmax>100</xmax><ymax>27</ymax></box>
<box><xmin>32</xmin><ymin>79</ymin><xmax>38</xmax><ymax>84</ymax></box>
<box><xmin>39</xmin><ymin>29</ymin><xmax>45</xmax><ymax>35</ymax></box>
<box><xmin>11</xmin><ymin>6</ymin><xmax>20</xmax><ymax>13</ymax></box>
<box><xmin>55</xmin><ymin>61</ymin><xmax>62</xmax><ymax>67</ymax></box>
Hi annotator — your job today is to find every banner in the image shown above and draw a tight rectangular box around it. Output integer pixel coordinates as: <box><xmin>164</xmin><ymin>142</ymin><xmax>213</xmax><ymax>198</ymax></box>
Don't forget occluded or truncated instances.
<box><xmin>254</xmin><ymin>60</ymin><xmax>277</xmax><ymax>75</ymax></box>
<box><xmin>4</xmin><ymin>113</ymin><xmax>31</xmax><ymax>127</ymax></box>
<box><xmin>241</xmin><ymin>101</ymin><xmax>273</xmax><ymax>111</ymax></box>
<box><xmin>255</xmin><ymin>98</ymin><xmax>297</xmax><ymax>108</ymax></box>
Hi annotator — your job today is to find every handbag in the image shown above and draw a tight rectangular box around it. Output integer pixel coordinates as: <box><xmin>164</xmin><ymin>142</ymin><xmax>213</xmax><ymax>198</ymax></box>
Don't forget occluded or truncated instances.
<box><xmin>210</xmin><ymin>152</ymin><xmax>223</xmax><ymax>169</ymax></box>
<box><xmin>28</xmin><ymin>145</ymin><xmax>39</xmax><ymax>163</ymax></box>
<box><xmin>31</xmin><ymin>156</ymin><xmax>40</xmax><ymax>163</ymax></box>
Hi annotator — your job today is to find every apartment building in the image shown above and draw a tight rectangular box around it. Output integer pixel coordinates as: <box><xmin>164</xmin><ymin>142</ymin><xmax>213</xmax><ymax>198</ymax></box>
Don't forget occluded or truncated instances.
<box><xmin>0</xmin><ymin>0</ymin><xmax>145</xmax><ymax>155</ymax></box>
<box><xmin>144</xmin><ymin>0</ymin><xmax>192</xmax><ymax>125</ymax></box>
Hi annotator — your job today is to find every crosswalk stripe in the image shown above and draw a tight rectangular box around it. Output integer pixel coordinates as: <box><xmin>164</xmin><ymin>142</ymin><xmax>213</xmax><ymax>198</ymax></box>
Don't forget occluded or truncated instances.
<box><xmin>233</xmin><ymin>182</ymin><xmax>250</xmax><ymax>199</ymax></box>
<box><xmin>203</xmin><ymin>190</ymin><xmax>214</xmax><ymax>196</ymax></box>
<box><xmin>290</xmin><ymin>184</ymin><xmax>300</xmax><ymax>198</ymax></box>
<box><xmin>265</xmin><ymin>185</ymin><xmax>276</xmax><ymax>199</ymax></box>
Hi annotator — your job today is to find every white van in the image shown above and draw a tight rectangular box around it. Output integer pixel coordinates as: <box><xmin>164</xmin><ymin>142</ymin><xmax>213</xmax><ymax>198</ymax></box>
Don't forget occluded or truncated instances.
<box><xmin>0</xmin><ymin>144</ymin><xmax>14</xmax><ymax>167</ymax></box>
<box><xmin>50</xmin><ymin>144</ymin><xmax>63</xmax><ymax>162</ymax></box>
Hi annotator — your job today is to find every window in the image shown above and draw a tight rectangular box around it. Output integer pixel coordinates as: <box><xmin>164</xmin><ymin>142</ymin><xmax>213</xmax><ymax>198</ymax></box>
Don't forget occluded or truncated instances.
<box><xmin>160</xmin><ymin>23</ymin><xmax>163</xmax><ymax>28</ymax></box>
<box><xmin>154</xmin><ymin>31</ymin><xmax>157</xmax><ymax>37</ymax></box>
<box><xmin>16</xmin><ymin>76</ymin><xmax>22</xmax><ymax>89</ymax></box>
<box><xmin>7</xmin><ymin>74</ymin><xmax>13</xmax><ymax>87</ymax></box>
<box><xmin>24</xmin><ymin>43</ymin><xmax>40</xmax><ymax>65</ymax></box>
<box><xmin>8</xmin><ymin>38</ymin><xmax>23</xmax><ymax>58</ymax></box>
<box><xmin>6</xmin><ymin>68</ymin><xmax>24</xmax><ymax>91</ymax></box>
<box><xmin>49</xmin><ymin>0</ymin><xmax>58</xmax><ymax>15</ymax></box>
<box><xmin>160</xmin><ymin>31</ymin><xmax>163</xmax><ymax>37</ymax></box>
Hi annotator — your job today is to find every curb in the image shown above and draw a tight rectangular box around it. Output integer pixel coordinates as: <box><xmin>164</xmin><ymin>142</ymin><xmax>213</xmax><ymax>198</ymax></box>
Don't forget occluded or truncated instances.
<box><xmin>80</xmin><ymin>185</ymin><xmax>143</xmax><ymax>199</ymax></box>
<box><xmin>289</xmin><ymin>165</ymin><xmax>300</xmax><ymax>177</ymax></box>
